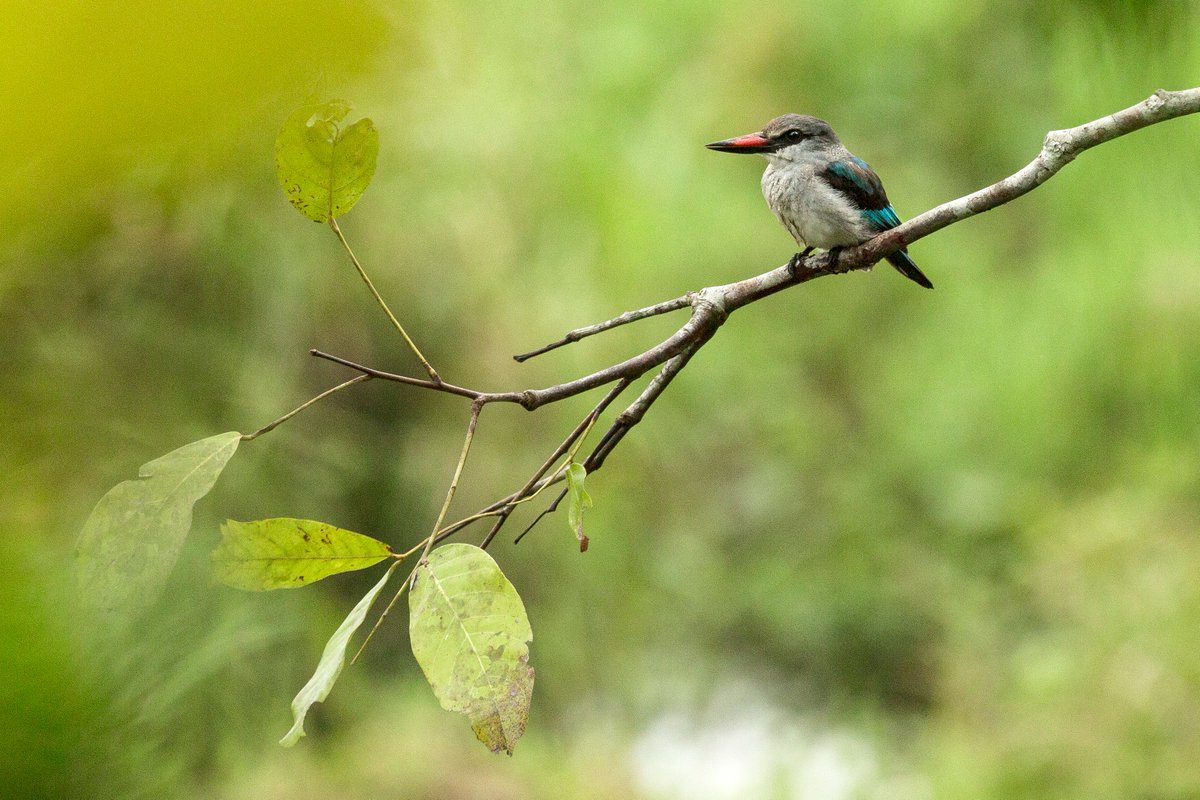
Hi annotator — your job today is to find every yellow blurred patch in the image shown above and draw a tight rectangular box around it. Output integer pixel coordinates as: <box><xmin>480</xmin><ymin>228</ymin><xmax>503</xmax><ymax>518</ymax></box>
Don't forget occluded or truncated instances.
<box><xmin>0</xmin><ymin>1</ymin><xmax>389</xmax><ymax>243</ymax></box>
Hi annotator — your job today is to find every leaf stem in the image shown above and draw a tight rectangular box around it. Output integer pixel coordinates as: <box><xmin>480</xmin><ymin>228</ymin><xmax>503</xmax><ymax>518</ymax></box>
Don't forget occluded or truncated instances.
<box><xmin>241</xmin><ymin>375</ymin><xmax>371</xmax><ymax>441</ymax></box>
<box><xmin>396</xmin><ymin>541</ymin><xmax>428</xmax><ymax>560</ymax></box>
<box><xmin>350</xmin><ymin>560</ymin><xmax>407</xmax><ymax>665</ymax></box>
<box><xmin>328</xmin><ymin>216</ymin><xmax>440</xmax><ymax>382</ymax></box>
<box><xmin>418</xmin><ymin>401</ymin><xmax>483</xmax><ymax>566</ymax></box>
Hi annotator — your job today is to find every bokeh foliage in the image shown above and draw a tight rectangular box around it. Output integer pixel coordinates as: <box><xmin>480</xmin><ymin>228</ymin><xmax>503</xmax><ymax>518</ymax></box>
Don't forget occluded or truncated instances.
<box><xmin>5</xmin><ymin>0</ymin><xmax>1200</xmax><ymax>798</ymax></box>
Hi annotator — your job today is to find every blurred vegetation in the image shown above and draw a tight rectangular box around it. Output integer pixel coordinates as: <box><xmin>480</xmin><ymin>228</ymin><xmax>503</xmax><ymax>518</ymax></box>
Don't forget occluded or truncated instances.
<box><xmin>5</xmin><ymin>0</ymin><xmax>1200</xmax><ymax>798</ymax></box>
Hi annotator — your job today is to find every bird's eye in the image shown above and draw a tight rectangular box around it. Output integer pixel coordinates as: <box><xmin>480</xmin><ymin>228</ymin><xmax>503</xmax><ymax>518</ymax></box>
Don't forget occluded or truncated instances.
<box><xmin>785</xmin><ymin>129</ymin><xmax>804</xmax><ymax>141</ymax></box>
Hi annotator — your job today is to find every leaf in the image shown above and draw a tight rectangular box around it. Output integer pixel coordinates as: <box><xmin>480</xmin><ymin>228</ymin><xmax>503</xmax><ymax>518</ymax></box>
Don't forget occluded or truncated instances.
<box><xmin>75</xmin><ymin>431</ymin><xmax>241</xmax><ymax>616</ymax></box>
<box><xmin>212</xmin><ymin>518</ymin><xmax>392</xmax><ymax>591</ymax></box>
<box><xmin>409</xmin><ymin>544</ymin><xmax>534</xmax><ymax>755</ymax></box>
<box><xmin>565</xmin><ymin>462</ymin><xmax>593</xmax><ymax>552</ymax></box>
<box><xmin>280</xmin><ymin>565</ymin><xmax>396</xmax><ymax>747</ymax></box>
<box><xmin>274</xmin><ymin>100</ymin><xmax>378</xmax><ymax>223</ymax></box>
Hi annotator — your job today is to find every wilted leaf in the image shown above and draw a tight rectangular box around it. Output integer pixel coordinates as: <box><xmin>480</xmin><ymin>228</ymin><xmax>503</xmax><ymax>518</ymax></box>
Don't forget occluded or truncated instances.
<box><xmin>565</xmin><ymin>462</ymin><xmax>593</xmax><ymax>552</ymax></box>
<box><xmin>409</xmin><ymin>544</ymin><xmax>534</xmax><ymax>755</ymax></box>
<box><xmin>212</xmin><ymin>518</ymin><xmax>392</xmax><ymax>591</ymax></box>
<box><xmin>76</xmin><ymin>431</ymin><xmax>241</xmax><ymax>615</ymax></box>
<box><xmin>280</xmin><ymin>565</ymin><xmax>396</xmax><ymax>747</ymax></box>
<box><xmin>275</xmin><ymin>100</ymin><xmax>378</xmax><ymax>223</ymax></box>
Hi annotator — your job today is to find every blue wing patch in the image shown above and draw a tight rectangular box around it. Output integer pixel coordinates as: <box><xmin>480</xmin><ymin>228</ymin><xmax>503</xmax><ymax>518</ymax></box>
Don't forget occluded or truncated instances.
<box><xmin>861</xmin><ymin>205</ymin><xmax>901</xmax><ymax>230</ymax></box>
<box><xmin>821</xmin><ymin>157</ymin><xmax>901</xmax><ymax>232</ymax></box>
<box><xmin>824</xmin><ymin>156</ymin><xmax>932</xmax><ymax>287</ymax></box>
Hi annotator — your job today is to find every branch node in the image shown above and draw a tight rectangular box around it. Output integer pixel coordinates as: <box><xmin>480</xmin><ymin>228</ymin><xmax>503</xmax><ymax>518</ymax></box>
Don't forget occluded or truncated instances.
<box><xmin>690</xmin><ymin>289</ymin><xmax>730</xmax><ymax>323</ymax></box>
<box><xmin>613</xmin><ymin>408</ymin><xmax>638</xmax><ymax>427</ymax></box>
<box><xmin>518</xmin><ymin>390</ymin><xmax>539</xmax><ymax>411</ymax></box>
<box><xmin>1043</xmin><ymin>130</ymin><xmax>1068</xmax><ymax>153</ymax></box>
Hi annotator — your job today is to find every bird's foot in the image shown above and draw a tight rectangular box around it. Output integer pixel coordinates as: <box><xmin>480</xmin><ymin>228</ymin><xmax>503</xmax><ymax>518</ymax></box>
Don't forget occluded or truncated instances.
<box><xmin>826</xmin><ymin>246</ymin><xmax>844</xmax><ymax>271</ymax></box>
<box><xmin>787</xmin><ymin>247</ymin><xmax>815</xmax><ymax>274</ymax></box>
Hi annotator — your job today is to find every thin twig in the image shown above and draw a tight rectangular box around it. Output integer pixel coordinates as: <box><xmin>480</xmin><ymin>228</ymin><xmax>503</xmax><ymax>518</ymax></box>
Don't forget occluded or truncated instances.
<box><xmin>417</xmin><ymin>400</ymin><xmax>483</xmax><ymax>567</ymax></box>
<box><xmin>328</xmin><ymin>216</ymin><xmax>440</xmax><ymax>382</ymax></box>
<box><xmin>429</xmin><ymin>380</ymin><xmax>635</xmax><ymax>545</ymax></box>
<box><xmin>513</xmin><ymin>489</ymin><xmax>568</xmax><ymax>544</ymax></box>
<box><xmin>514</xmin><ymin>295</ymin><xmax>692</xmax><ymax>362</ymax></box>
<box><xmin>310</xmin><ymin>349</ymin><xmax>490</xmax><ymax>402</ymax></box>
<box><xmin>429</xmin><ymin>448</ymin><xmax>598</xmax><ymax>544</ymax></box>
<box><xmin>350</xmin><ymin>560</ymin><xmax>407</xmax><ymax>666</ymax></box>
<box><xmin>312</xmin><ymin>297</ymin><xmax>719</xmax><ymax>411</ymax></box>
<box><xmin>240</xmin><ymin>374</ymin><xmax>371</xmax><ymax>441</ymax></box>
<box><xmin>477</xmin><ymin>378</ymin><xmax>634</xmax><ymax>549</ymax></box>
<box><xmin>513</xmin><ymin>341</ymin><xmax>707</xmax><ymax>543</ymax></box>
<box><xmin>586</xmin><ymin>339</ymin><xmax>708</xmax><ymax>471</ymax></box>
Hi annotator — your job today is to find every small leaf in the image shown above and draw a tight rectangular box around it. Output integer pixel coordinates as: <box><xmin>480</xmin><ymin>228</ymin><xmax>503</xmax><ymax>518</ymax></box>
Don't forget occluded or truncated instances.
<box><xmin>212</xmin><ymin>518</ymin><xmax>393</xmax><ymax>591</ymax></box>
<box><xmin>75</xmin><ymin>432</ymin><xmax>241</xmax><ymax>615</ymax></box>
<box><xmin>280</xmin><ymin>565</ymin><xmax>395</xmax><ymax>747</ymax></box>
<box><xmin>409</xmin><ymin>544</ymin><xmax>534</xmax><ymax>755</ymax></box>
<box><xmin>565</xmin><ymin>462</ymin><xmax>593</xmax><ymax>552</ymax></box>
<box><xmin>274</xmin><ymin>100</ymin><xmax>378</xmax><ymax>223</ymax></box>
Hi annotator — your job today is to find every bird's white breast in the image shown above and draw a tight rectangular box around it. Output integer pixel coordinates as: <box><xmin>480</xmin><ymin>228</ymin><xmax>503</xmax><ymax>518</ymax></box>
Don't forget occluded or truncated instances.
<box><xmin>760</xmin><ymin>160</ymin><xmax>869</xmax><ymax>250</ymax></box>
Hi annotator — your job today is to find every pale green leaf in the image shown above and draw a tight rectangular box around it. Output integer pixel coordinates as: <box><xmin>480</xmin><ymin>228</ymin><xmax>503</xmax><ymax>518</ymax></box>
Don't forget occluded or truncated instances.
<box><xmin>274</xmin><ymin>100</ymin><xmax>378</xmax><ymax>223</ymax></box>
<box><xmin>280</xmin><ymin>565</ymin><xmax>395</xmax><ymax>747</ymax></box>
<box><xmin>75</xmin><ymin>431</ymin><xmax>241</xmax><ymax>615</ymax></box>
<box><xmin>409</xmin><ymin>544</ymin><xmax>534</xmax><ymax>755</ymax></box>
<box><xmin>565</xmin><ymin>461</ymin><xmax>593</xmax><ymax>551</ymax></box>
<box><xmin>212</xmin><ymin>518</ymin><xmax>392</xmax><ymax>591</ymax></box>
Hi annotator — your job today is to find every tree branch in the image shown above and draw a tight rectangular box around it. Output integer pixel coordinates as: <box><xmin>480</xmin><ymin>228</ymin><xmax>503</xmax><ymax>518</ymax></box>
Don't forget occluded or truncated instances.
<box><xmin>476</xmin><ymin>378</ymin><xmax>634</xmax><ymax>548</ymax></box>
<box><xmin>312</xmin><ymin>88</ymin><xmax>1200</xmax><ymax>542</ymax></box>
<box><xmin>842</xmin><ymin>87</ymin><xmax>1200</xmax><ymax>274</ymax></box>
<box><xmin>513</xmin><ymin>295</ymin><xmax>691</xmax><ymax>362</ymax></box>
<box><xmin>512</xmin><ymin>341</ymin><xmax>707</xmax><ymax>544</ymax></box>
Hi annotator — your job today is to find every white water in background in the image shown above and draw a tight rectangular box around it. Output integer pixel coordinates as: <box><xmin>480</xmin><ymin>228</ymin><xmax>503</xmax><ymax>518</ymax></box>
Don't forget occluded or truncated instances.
<box><xmin>628</xmin><ymin>683</ymin><xmax>930</xmax><ymax>800</ymax></box>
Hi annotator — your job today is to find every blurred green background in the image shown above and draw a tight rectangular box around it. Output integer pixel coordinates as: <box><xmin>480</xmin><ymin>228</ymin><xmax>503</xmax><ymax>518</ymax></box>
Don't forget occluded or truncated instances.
<box><xmin>5</xmin><ymin>1</ymin><xmax>1200</xmax><ymax>797</ymax></box>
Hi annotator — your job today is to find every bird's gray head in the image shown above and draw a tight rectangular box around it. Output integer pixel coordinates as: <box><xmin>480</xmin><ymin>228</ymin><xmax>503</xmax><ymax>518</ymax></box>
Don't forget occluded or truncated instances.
<box><xmin>706</xmin><ymin>114</ymin><xmax>841</xmax><ymax>165</ymax></box>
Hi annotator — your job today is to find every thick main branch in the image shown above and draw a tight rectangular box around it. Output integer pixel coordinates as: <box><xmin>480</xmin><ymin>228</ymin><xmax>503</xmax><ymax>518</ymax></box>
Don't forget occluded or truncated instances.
<box><xmin>846</xmin><ymin>87</ymin><xmax>1200</xmax><ymax>271</ymax></box>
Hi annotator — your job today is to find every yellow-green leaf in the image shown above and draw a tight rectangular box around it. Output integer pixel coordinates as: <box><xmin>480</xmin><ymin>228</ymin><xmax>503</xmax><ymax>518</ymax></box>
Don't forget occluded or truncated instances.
<box><xmin>409</xmin><ymin>544</ymin><xmax>534</xmax><ymax>755</ymax></box>
<box><xmin>76</xmin><ymin>431</ymin><xmax>241</xmax><ymax>616</ymax></box>
<box><xmin>280</xmin><ymin>564</ymin><xmax>396</xmax><ymax>747</ymax></box>
<box><xmin>212</xmin><ymin>518</ymin><xmax>392</xmax><ymax>591</ymax></box>
<box><xmin>274</xmin><ymin>100</ymin><xmax>378</xmax><ymax>223</ymax></box>
<box><xmin>565</xmin><ymin>461</ymin><xmax>593</xmax><ymax>552</ymax></box>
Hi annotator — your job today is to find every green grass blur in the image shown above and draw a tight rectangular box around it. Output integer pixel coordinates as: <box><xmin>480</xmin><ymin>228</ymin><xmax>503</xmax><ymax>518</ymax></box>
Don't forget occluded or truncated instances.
<box><xmin>5</xmin><ymin>1</ymin><xmax>1200</xmax><ymax>797</ymax></box>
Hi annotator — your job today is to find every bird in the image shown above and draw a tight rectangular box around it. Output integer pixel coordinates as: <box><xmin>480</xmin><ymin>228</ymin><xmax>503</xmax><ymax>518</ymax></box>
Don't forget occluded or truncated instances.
<box><xmin>706</xmin><ymin>114</ymin><xmax>933</xmax><ymax>289</ymax></box>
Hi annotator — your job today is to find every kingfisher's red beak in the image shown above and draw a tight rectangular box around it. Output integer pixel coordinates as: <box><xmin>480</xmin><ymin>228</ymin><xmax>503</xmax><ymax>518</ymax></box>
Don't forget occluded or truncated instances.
<box><xmin>705</xmin><ymin>133</ymin><xmax>772</xmax><ymax>153</ymax></box>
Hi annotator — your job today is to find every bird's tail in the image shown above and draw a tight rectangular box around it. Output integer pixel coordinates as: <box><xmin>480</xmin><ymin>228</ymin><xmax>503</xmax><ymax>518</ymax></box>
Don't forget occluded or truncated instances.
<box><xmin>886</xmin><ymin>249</ymin><xmax>934</xmax><ymax>289</ymax></box>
